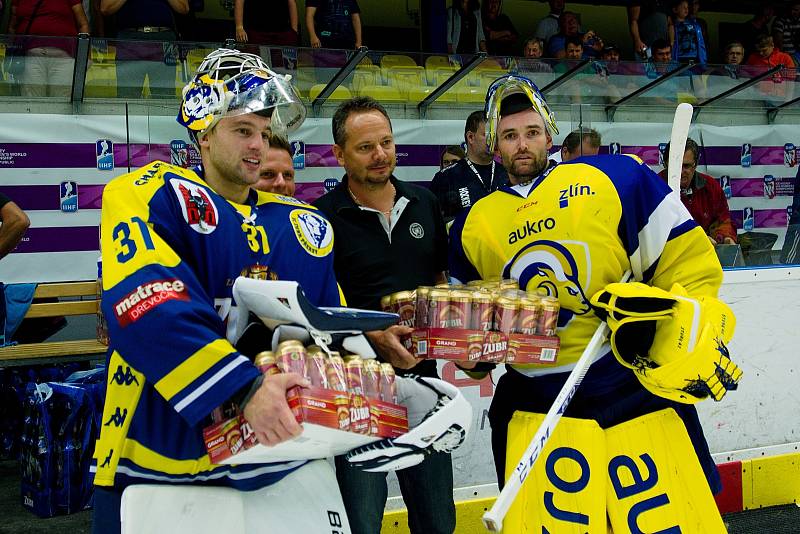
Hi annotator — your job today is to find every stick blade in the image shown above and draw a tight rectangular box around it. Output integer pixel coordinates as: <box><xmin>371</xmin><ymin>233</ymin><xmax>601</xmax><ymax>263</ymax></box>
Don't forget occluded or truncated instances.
<box><xmin>667</xmin><ymin>103</ymin><xmax>694</xmax><ymax>194</ymax></box>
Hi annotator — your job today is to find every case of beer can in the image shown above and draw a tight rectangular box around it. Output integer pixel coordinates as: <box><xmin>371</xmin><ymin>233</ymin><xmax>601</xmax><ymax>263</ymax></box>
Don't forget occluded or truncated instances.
<box><xmin>276</xmin><ymin>340</ymin><xmax>307</xmax><ymax>376</ymax></box>
<box><xmin>254</xmin><ymin>351</ymin><xmax>280</xmax><ymax>375</ymax></box>
<box><xmin>305</xmin><ymin>346</ymin><xmax>329</xmax><ymax>388</ymax></box>
<box><xmin>392</xmin><ymin>290</ymin><xmax>416</xmax><ymax>327</ymax></box>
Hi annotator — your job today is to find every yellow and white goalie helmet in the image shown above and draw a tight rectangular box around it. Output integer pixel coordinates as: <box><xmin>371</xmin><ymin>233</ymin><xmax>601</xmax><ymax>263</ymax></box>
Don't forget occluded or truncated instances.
<box><xmin>484</xmin><ymin>74</ymin><xmax>559</xmax><ymax>153</ymax></box>
<box><xmin>177</xmin><ymin>48</ymin><xmax>306</xmax><ymax>145</ymax></box>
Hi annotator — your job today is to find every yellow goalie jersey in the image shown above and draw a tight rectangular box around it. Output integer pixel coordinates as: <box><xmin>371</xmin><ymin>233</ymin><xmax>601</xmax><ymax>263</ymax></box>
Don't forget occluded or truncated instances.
<box><xmin>448</xmin><ymin>155</ymin><xmax>723</xmax><ymax>380</ymax></box>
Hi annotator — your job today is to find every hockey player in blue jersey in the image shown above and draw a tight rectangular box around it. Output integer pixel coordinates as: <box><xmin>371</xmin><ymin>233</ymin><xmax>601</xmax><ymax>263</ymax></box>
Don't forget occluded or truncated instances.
<box><xmin>90</xmin><ymin>48</ymin><xmax>352</xmax><ymax>533</ymax></box>
<box><xmin>449</xmin><ymin>75</ymin><xmax>743</xmax><ymax>509</ymax></box>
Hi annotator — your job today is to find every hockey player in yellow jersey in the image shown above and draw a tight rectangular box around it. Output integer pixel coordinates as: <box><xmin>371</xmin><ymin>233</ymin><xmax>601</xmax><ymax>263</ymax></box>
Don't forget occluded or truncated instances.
<box><xmin>449</xmin><ymin>75</ymin><xmax>742</xmax><ymax>498</ymax></box>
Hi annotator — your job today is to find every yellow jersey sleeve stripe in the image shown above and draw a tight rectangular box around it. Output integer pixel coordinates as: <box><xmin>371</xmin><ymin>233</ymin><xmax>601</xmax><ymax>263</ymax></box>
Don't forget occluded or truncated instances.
<box><xmin>154</xmin><ymin>338</ymin><xmax>237</xmax><ymax>401</ymax></box>
<box><xmin>122</xmin><ymin>438</ymin><xmax>214</xmax><ymax>474</ymax></box>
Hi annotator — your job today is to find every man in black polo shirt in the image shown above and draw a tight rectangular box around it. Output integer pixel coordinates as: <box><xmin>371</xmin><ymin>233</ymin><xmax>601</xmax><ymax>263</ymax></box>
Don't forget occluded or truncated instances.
<box><xmin>429</xmin><ymin>110</ymin><xmax>509</xmax><ymax>222</ymax></box>
<box><xmin>313</xmin><ymin>96</ymin><xmax>454</xmax><ymax>534</ymax></box>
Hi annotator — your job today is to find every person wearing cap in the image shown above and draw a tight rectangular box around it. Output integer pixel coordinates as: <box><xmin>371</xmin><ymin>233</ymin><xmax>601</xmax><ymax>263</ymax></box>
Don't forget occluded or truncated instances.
<box><xmin>91</xmin><ymin>48</ymin><xmax>349</xmax><ymax>533</ymax></box>
<box><xmin>448</xmin><ymin>76</ymin><xmax>739</xmax><ymax>503</ymax></box>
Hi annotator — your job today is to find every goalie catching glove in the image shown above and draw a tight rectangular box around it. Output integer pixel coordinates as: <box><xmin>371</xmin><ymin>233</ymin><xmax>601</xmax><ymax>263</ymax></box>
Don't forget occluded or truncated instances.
<box><xmin>346</xmin><ymin>376</ymin><xmax>472</xmax><ymax>472</ymax></box>
<box><xmin>590</xmin><ymin>282</ymin><xmax>741</xmax><ymax>404</ymax></box>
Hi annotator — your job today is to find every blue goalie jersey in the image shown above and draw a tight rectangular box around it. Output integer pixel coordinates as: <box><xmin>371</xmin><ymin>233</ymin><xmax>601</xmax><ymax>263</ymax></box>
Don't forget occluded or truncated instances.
<box><xmin>92</xmin><ymin>161</ymin><xmax>342</xmax><ymax>490</ymax></box>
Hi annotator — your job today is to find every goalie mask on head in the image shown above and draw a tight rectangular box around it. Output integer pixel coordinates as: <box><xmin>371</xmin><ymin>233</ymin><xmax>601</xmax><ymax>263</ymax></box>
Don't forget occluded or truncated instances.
<box><xmin>177</xmin><ymin>48</ymin><xmax>306</xmax><ymax>147</ymax></box>
<box><xmin>591</xmin><ymin>282</ymin><xmax>741</xmax><ymax>404</ymax></box>
<box><xmin>484</xmin><ymin>75</ymin><xmax>559</xmax><ymax>153</ymax></box>
<box><xmin>346</xmin><ymin>376</ymin><xmax>472</xmax><ymax>472</ymax></box>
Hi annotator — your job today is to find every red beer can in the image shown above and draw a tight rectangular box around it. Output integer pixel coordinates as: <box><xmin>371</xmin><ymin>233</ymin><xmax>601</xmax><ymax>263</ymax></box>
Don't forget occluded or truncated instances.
<box><xmin>326</xmin><ymin>353</ymin><xmax>347</xmax><ymax>391</ymax></box>
<box><xmin>517</xmin><ymin>296</ymin><xmax>542</xmax><ymax>335</ymax></box>
<box><xmin>379</xmin><ymin>363</ymin><xmax>397</xmax><ymax>404</ymax></box>
<box><xmin>254</xmin><ymin>351</ymin><xmax>280</xmax><ymax>376</ymax></box>
<box><xmin>415</xmin><ymin>286</ymin><xmax>432</xmax><ymax>328</ymax></box>
<box><xmin>538</xmin><ymin>296</ymin><xmax>560</xmax><ymax>336</ymax></box>
<box><xmin>392</xmin><ymin>290</ymin><xmax>416</xmax><ymax>327</ymax></box>
<box><xmin>380</xmin><ymin>294</ymin><xmax>394</xmax><ymax>313</ymax></box>
<box><xmin>344</xmin><ymin>356</ymin><xmax>365</xmax><ymax>395</ymax></box>
<box><xmin>448</xmin><ymin>290</ymin><xmax>472</xmax><ymax>329</ymax></box>
<box><xmin>494</xmin><ymin>295</ymin><xmax>520</xmax><ymax>334</ymax></box>
<box><xmin>276</xmin><ymin>340</ymin><xmax>307</xmax><ymax>376</ymax></box>
<box><xmin>470</xmin><ymin>290</ymin><xmax>494</xmax><ymax>331</ymax></box>
<box><xmin>428</xmin><ymin>289</ymin><xmax>451</xmax><ymax>328</ymax></box>
<box><xmin>362</xmin><ymin>359</ymin><xmax>382</xmax><ymax>399</ymax></box>
<box><xmin>305</xmin><ymin>346</ymin><xmax>328</xmax><ymax>388</ymax></box>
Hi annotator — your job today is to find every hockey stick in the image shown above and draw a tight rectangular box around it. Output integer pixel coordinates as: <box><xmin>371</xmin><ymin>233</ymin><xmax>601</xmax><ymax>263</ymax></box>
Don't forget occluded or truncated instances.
<box><xmin>481</xmin><ymin>104</ymin><xmax>694</xmax><ymax>532</ymax></box>
<box><xmin>667</xmin><ymin>103</ymin><xmax>694</xmax><ymax>194</ymax></box>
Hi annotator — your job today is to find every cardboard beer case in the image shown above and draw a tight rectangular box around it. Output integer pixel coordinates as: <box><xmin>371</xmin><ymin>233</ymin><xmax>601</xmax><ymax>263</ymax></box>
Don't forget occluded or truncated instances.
<box><xmin>411</xmin><ymin>327</ymin><xmax>560</xmax><ymax>365</ymax></box>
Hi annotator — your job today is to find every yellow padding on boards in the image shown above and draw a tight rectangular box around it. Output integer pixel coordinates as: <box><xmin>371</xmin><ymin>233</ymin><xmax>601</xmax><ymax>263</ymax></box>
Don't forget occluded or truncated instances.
<box><xmin>742</xmin><ymin>452</ymin><xmax>800</xmax><ymax>509</ymax></box>
<box><xmin>505</xmin><ymin>412</ymin><xmax>607</xmax><ymax>533</ymax></box>
<box><xmin>605</xmin><ymin>409</ymin><xmax>726</xmax><ymax>534</ymax></box>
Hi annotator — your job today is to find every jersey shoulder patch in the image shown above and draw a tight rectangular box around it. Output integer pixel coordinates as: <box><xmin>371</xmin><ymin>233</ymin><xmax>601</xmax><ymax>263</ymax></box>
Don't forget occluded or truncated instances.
<box><xmin>168</xmin><ymin>178</ymin><xmax>219</xmax><ymax>235</ymax></box>
<box><xmin>288</xmin><ymin>208</ymin><xmax>333</xmax><ymax>257</ymax></box>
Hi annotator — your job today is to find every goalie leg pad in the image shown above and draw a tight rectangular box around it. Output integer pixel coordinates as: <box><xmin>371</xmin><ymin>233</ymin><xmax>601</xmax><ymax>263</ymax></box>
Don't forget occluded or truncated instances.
<box><xmin>120</xmin><ymin>460</ymin><xmax>350</xmax><ymax>534</ymax></box>
<box><xmin>505</xmin><ymin>412</ymin><xmax>607</xmax><ymax>534</ymax></box>
<box><xmin>605</xmin><ymin>409</ymin><xmax>727</xmax><ymax>534</ymax></box>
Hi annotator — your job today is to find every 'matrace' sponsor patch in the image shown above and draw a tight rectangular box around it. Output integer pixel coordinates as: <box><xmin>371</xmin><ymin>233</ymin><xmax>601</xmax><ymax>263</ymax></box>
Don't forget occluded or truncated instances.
<box><xmin>289</xmin><ymin>209</ymin><xmax>333</xmax><ymax>257</ymax></box>
<box><xmin>114</xmin><ymin>279</ymin><xmax>190</xmax><ymax>326</ymax></box>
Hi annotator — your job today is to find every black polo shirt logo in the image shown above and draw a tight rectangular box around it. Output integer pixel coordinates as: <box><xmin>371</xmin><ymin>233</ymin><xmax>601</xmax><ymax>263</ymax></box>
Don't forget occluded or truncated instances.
<box><xmin>409</xmin><ymin>222</ymin><xmax>424</xmax><ymax>239</ymax></box>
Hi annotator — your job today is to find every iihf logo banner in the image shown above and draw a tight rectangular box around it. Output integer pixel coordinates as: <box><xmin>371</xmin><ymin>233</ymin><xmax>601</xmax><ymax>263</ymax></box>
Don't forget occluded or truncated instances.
<box><xmin>323</xmin><ymin>178</ymin><xmax>339</xmax><ymax>192</ymax></box>
<box><xmin>764</xmin><ymin>175</ymin><xmax>776</xmax><ymax>199</ymax></box>
<box><xmin>96</xmin><ymin>139</ymin><xmax>114</xmax><ymax>170</ymax></box>
<box><xmin>720</xmin><ymin>175</ymin><xmax>731</xmax><ymax>199</ymax></box>
<box><xmin>784</xmin><ymin>143</ymin><xmax>796</xmax><ymax>167</ymax></box>
<box><xmin>741</xmin><ymin>143</ymin><xmax>752</xmax><ymax>167</ymax></box>
<box><xmin>658</xmin><ymin>143</ymin><xmax>667</xmax><ymax>167</ymax></box>
<box><xmin>60</xmin><ymin>180</ymin><xmax>78</xmax><ymax>212</ymax></box>
<box><xmin>291</xmin><ymin>141</ymin><xmax>305</xmax><ymax>170</ymax></box>
<box><xmin>170</xmin><ymin>140</ymin><xmax>189</xmax><ymax>167</ymax></box>
<box><xmin>609</xmin><ymin>142</ymin><xmax>621</xmax><ymax>155</ymax></box>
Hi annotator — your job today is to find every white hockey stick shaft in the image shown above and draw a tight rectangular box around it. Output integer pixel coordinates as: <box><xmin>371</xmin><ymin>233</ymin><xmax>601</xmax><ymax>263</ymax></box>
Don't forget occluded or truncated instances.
<box><xmin>482</xmin><ymin>104</ymin><xmax>696</xmax><ymax>533</ymax></box>
<box><xmin>667</xmin><ymin>103</ymin><xmax>694</xmax><ymax>194</ymax></box>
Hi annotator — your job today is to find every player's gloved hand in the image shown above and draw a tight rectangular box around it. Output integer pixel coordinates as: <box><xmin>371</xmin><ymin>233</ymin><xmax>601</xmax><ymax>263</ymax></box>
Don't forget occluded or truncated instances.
<box><xmin>345</xmin><ymin>376</ymin><xmax>472</xmax><ymax>472</ymax></box>
<box><xmin>590</xmin><ymin>282</ymin><xmax>741</xmax><ymax>404</ymax></box>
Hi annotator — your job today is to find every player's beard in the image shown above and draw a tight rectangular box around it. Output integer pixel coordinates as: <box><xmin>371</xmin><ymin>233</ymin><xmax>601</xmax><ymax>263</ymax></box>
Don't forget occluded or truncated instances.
<box><xmin>503</xmin><ymin>147</ymin><xmax>550</xmax><ymax>185</ymax></box>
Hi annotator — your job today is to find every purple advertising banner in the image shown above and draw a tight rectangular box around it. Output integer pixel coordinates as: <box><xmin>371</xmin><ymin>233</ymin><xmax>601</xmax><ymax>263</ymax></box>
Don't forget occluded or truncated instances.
<box><xmin>703</xmin><ymin>146</ymin><xmax>788</xmax><ymax>166</ymax></box>
<box><xmin>0</xmin><ymin>144</ymin><xmax>95</xmax><ymax>168</ymax></box>
<box><xmin>14</xmin><ymin>226</ymin><xmax>99</xmax><ymax>253</ymax></box>
<box><xmin>730</xmin><ymin>177</ymin><xmax>796</xmax><ymax>198</ymax></box>
<box><xmin>731</xmin><ymin>209</ymin><xmax>789</xmax><ymax>229</ymax></box>
<box><xmin>0</xmin><ymin>185</ymin><xmax>105</xmax><ymax>210</ymax></box>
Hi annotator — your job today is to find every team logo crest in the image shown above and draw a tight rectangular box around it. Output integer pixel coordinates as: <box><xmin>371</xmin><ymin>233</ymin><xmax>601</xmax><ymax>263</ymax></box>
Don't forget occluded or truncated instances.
<box><xmin>240</xmin><ymin>264</ymin><xmax>279</xmax><ymax>280</ymax></box>
<box><xmin>290</xmin><ymin>209</ymin><xmax>333</xmax><ymax>257</ymax></box>
<box><xmin>59</xmin><ymin>180</ymin><xmax>78</xmax><ymax>212</ymax></box>
<box><xmin>409</xmin><ymin>222</ymin><xmax>424</xmax><ymax>239</ymax></box>
<box><xmin>291</xmin><ymin>141</ymin><xmax>305</xmax><ymax>170</ymax></box>
<box><xmin>502</xmin><ymin>240</ymin><xmax>592</xmax><ymax>328</ymax></box>
<box><xmin>171</xmin><ymin>178</ymin><xmax>219</xmax><ymax>234</ymax></box>
<box><xmin>96</xmin><ymin>139</ymin><xmax>114</xmax><ymax>170</ymax></box>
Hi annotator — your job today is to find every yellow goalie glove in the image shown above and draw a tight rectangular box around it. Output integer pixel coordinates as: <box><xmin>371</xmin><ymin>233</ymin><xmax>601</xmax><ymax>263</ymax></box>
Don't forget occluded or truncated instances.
<box><xmin>590</xmin><ymin>282</ymin><xmax>741</xmax><ymax>404</ymax></box>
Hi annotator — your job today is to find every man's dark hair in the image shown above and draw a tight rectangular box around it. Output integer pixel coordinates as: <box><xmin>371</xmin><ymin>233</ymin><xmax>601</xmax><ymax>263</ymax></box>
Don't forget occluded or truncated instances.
<box><xmin>464</xmin><ymin>110</ymin><xmax>485</xmax><ymax>138</ymax></box>
<box><xmin>755</xmin><ymin>33</ymin><xmax>774</xmax><ymax>47</ymax></box>
<box><xmin>665</xmin><ymin>137</ymin><xmax>700</xmax><ymax>165</ymax></box>
<box><xmin>651</xmin><ymin>38</ymin><xmax>671</xmax><ymax>52</ymax></box>
<box><xmin>268</xmin><ymin>132</ymin><xmax>292</xmax><ymax>156</ymax></box>
<box><xmin>332</xmin><ymin>96</ymin><xmax>392</xmax><ymax>147</ymax></box>
<box><xmin>563</xmin><ymin>128</ymin><xmax>601</xmax><ymax>153</ymax></box>
<box><xmin>565</xmin><ymin>35</ymin><xmax>583</xmax><ymax>50</ymax></box>
<box><xmin>443</xmin><ymin>144</ymin><xmax>466</xmax><ymax>159</ymax></box>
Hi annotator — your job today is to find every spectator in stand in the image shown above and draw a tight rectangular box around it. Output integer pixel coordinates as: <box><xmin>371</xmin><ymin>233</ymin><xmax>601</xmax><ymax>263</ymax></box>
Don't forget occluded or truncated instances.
<box><xmin>772</xmin><ymin>1</ymin><xmax>800</xmax><ymax>55</ymax></box>
<box><xmin>523</xmin><ymin>37</ymin><xmax>544</xmax><ymax>58</ymax></box>
<box><xmin>564</xmin><ymin>35</ymin><xmax>583</xmax><ymax>60</ymax></box>
<box><xmin>9</xmin><ymin>0</ymin><xmax>89</xmax><ymax>97</ymax></box>
<box><xmin>739</xmin><ymin>4</ymin><xmax>775</xmax><ymax>58</ymax></box>
<box><xmin>429</xmin><ymin>110</ymin><xmax>508</xmax><ymax>221</ymax></box>
<box><xmin>514</xmin><ymin>37</ymin><xmax>552</xmax><ymax>74</ymax></box>
<box><xmin>670</xmin><ymin>0</ymin><xmax>707</xmax><ymax>64</ymax></box>
<box><xmin>235</xmin><ymin>0</ymin><xmax>298</xmax><ymax>46</ymax></box>
<box><xmin>0</xmin><ymin>193</ymin><xmax>30</xmax><ymax>260</ymax></box>
<box><xmin>628</xmin><ymin>0</ymin><xmax>673</xmax><ymax>59</ymax></box>
<box><xmin>746</xmin><ymin>34</ymin><xmax>796</xmax><ymax>81</ymax></box>
<box><xmin>100</xmin><ymin>0</ymin><xmax>188</xmax><ymax>99</ymax></box>
<box><xmin>482</xmin><ymin>0</ymin><xmax>518</xmax><ymax>56</ymax></box>
<box><xmin>546</xmin><ymin>11</ymin><xmax>580</xmax><ymax>58</ymax></box>
<box><xmin>724</xmin><ymin>41</ymin><xmax>745</xmax><ymax>65</ymax></box>
<box><xmin>659</xmin><ymin>138</ymin><xmax>737</xmax><ymax>245</ymax></box>
<box><xmin>534</xmin><ymin>0</ymin><xmax>564</xmax><ymax>45</ymax></box>
<box><xmin>440</xmin><ymin>145</ymin><xmax>465</xmax><ymax>170</ymax></box>
<box><xmin>255</xmin><ymin>133</ymin><xmax>296</xmax><ymax>197</ymax></box>
<box><xmin>447</xmin><ymin>0</ymin><xmax>487</xmax><ymax>54</ymax></box>
<box><xmin>306</xmin><ymin>0</ymin><xmax>361</xmax><ymax>49</ymax></box>
<box><xmin>651</xmin><ymin>37</ymin><xmax>673</xmax><ymax>63</ymax></box>
<box><xmin>688</xmin><ymin>0</ymin><xmax>708</xmax><ymax>48</ymax></box>
<box><xmin>560</xmin><ymin>128</ymin><xmax>601</xmax><ymax>161</ymax></box>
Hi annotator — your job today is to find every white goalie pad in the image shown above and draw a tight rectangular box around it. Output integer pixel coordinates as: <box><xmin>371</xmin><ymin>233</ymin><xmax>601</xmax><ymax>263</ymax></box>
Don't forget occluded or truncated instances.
<box><xmin>231</xmin><ymin>278</ymin><xmax>399</xmax><ymax>358</ymax></box>
<box><xmin>346</xmin><ymin>376</ymin><xmax>473</xmax><ymax>472</ymax></box>
<box><xmin>120</xmin><ymin>459</ymin><xmax>350</xmax><ymax>534</ymax></box>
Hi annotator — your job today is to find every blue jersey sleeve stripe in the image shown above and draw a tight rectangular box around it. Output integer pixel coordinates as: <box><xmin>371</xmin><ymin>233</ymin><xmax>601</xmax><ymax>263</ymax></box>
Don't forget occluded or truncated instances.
<box><xmin>173</xmin><ymin>355</ymin><xmax>257</xmax><ymax>424</ymax></box>
<box><xmin>668</xmin><ymin>218</ymin><xmax>699</xmax><ymax>241</ymax></box>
